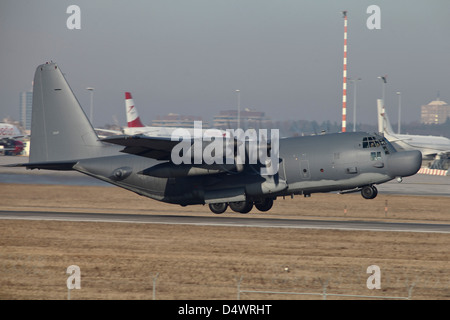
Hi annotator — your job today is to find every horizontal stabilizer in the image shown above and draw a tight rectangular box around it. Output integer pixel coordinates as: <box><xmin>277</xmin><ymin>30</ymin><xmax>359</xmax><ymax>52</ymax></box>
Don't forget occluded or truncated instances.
<box><xmin>3</xmin><ymin>161</ymin><xmax>77</xmax><ymax>171</ymax></box>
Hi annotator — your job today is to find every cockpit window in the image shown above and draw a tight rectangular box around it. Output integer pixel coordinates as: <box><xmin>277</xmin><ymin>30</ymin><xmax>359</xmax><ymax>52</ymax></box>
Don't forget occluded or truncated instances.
<box><xmin>379</xmin><ymin>138</ymin><xmax>390</xmax><ymax>154</ymax></box>
<box><xmin>362</xmin><ymin>136</ymin><xmax>395</xmax><ymax>154</ymax></box>
<box><xmin>362</xmin><ymin>136</ymin><xmax>380</xmax><ymax>148</ymax></box>
<box><xmin>381</xmin><ymin>137</ymin><xmax>397</xmax><ymax>153</ymax></box>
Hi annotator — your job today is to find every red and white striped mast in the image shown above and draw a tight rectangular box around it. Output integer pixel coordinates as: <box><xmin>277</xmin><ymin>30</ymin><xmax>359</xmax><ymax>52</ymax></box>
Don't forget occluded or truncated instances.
<box><xmin>341</xmin><ymin>10</ymin><xmax>348</xmax><ymax>132</ymax></box>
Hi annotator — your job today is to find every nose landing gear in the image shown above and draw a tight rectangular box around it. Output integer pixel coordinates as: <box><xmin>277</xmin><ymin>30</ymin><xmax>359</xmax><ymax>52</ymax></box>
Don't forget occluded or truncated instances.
<box><xmin>361</xmin><ymin>185</ymin><xmax>378</xmax><ymax>199</ymax></box>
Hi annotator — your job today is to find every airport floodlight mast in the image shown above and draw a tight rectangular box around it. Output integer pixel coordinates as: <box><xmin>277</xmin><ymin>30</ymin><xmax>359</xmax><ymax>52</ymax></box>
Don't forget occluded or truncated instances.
<box><xmin>377</xmin><ymin>75</ymin><xmax>387</xmax><ymax>105</ymax></box>
<box><xmin>236</xmin><ymin>89</ymin><xmax>241</xmax><ymax>130</ymax></box>
<box><xmin>341</xmin><ymin>10</ymin><xmax>348</xmax><ymax>133</ymax></box>
<box><xmin>396</xmin><ymin>91</ymin><xmax>401</xmax><ymax>134</ymax></box>
<box><xmin>86</xmin><ymin>87</ymin><xmax>94</xmax><ymax>124</ymax></box>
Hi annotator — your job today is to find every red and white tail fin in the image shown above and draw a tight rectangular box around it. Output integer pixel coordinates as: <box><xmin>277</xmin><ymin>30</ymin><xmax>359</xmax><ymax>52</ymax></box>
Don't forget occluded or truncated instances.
<box><xmin>125</xmin><ymin>92</ymin><xmax>145</xmax><ymax>127</ymax></box>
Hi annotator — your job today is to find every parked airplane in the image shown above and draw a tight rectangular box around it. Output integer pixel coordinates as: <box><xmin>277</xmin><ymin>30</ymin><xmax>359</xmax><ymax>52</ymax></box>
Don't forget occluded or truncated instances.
<box><xmin>123</xmin><ymin>92</ymin><xmax>228</xmax><ymax>138</ymax></box>
<box><xmin>377</xmin><ymin>99</ymin><xmax>450</xmax><ymax>160</ymax></box>
<box><xmin>123</xmin><ymin>91</ymin><xmax>146</xmax><ymax>135</ymax></box>
<box><xmin>0</xmin><ymin>123</ymin><xmax>21</xmax><ymax>138</ymax></box>
<box><xmin>7</xmin><ymin>63</ymin><xmax>421</xmax><ymax>214</ymax></box>
<box><xmin>0</xmin><ymin>123</ymin><xmax>24</xmax><ymax>155</ymax></box>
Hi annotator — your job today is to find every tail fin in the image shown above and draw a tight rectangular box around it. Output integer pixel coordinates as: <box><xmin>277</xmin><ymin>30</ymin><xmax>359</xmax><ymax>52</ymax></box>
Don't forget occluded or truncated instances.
<box><xmin>125</xmin><ymin>92</ymin><xmax>145</xmax><ymax>127</ymax></box>
<box><xmin>30</xmin><ymin>62</ymin><xmax>115</xmax><ymax>163</ymax></box>
<box><xmin>377</xmin><ymin>99</ymin><xmax>395</xmax><ymax>135</ymax></box>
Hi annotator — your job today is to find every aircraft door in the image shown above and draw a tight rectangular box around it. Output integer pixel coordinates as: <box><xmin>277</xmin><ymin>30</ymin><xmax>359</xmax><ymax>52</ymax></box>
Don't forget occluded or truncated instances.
<box><xmin>284</xmin><ymin>151</ymin><xmax>311</xmax><ymax>182</ymax></box>
<box><xmin>299</xmin><ymin>154</ymin><xmax>311</xmax><ymax>179</ymax></box>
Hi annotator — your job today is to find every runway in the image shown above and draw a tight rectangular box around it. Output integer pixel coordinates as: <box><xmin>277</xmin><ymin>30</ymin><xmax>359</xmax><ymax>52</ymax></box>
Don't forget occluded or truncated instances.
<box><xmin>1</xmin><ymin>156</ymin><xmax>449</xmax><ymax>234</ymax></box>
<box><xmin>1</xmin><ymin>209</ymin><xmax>449</xmax><ymax>234</ymax></box>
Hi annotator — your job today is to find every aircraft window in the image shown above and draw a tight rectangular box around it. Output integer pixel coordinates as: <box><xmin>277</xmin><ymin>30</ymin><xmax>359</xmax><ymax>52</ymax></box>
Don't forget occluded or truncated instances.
<box><xmin>382</xmin><ymin>137</ymin><xmax>397</xmax><ymax>153</ymax></box>
<box><xmin>370</xmin><ymin>151</ymin><xmax>382</xmax><ymax>161</ymax></box>
<box><xmin>363</xmin><ymin>136</ymin><xmax>387</xmax><ymax>150</ymax></box>
<box><xmin>363</xmin><ymin>136</ymin><xmax>378</xmax><ymax>148</ymax></box>
<box><xmin>364</xmin><ymin>135</ymin><xmax>396</xmax><ymax>153</ymax></box>
<box><xmin>363</xmin><ymin>137</ymin><xmax>369</xmax><ymax>148</ymax></box>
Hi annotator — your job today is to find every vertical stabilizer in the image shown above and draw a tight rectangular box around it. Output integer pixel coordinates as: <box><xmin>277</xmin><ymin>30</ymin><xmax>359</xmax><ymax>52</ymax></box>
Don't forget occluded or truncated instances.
<box><xmin>377</xmin><ymin>99</ymin><xmax>394</xmax><ymax>135</ymax></box>
<box><xmin>125</xmin><ymin>92</ymin><xmax>145</xmax><ymax>127</ymax></box>
<box><xmin>30</xmin><ymin>62</ymin><xmax>116</xmax><ymax>163</ymax></box>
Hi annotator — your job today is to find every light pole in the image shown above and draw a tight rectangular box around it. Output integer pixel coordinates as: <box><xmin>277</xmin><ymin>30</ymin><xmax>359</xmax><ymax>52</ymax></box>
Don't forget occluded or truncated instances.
<box><xmin>86</xmin><ymin>87</ymin><xmax>95</xmax><ymax>125</ymax></box>
<box><xmin>396</xmin><ymin>91</ymin><xmax>402</xmax><ymax>134</ymax></box>
<box><xmin>348</xmin><ymin>77</ymin><xmax>361</xmax><ymax>132</ymax></box>
<box><xmin>235</xmin><ymin>89</ymin><xmax>241</xmax><ymax>129</ymax></box>
<box><xmin>377</xmin><ymin>76</ymin><xmax>387</xmax><ymax>108</ymax></box>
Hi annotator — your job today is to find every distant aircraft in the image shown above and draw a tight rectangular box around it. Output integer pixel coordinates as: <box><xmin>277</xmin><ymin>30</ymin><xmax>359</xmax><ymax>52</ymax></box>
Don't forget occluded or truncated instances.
<box><xmin>123</xmin><ymin>92</ymin><xmax>145</xmax><ymax>135</ymax></box>
<box><xmin>0</xmin><ymin>123</ymin><xmax>21</xmax><ymax>139</ymax></box>
<box><xmin>0</xmin><ymin>123</ymin><xmax>24</xmax><ymax>155</ymax></box>
<box><xmin>377</xmin><ymin>99</ymin><xmax>450</xmax><ymax>160</ymax></box>
<box><xmin>7</xmin><ymin>63</ymin><xmax>421</xmax><ymax>214</ymax></box>
<box><xmin>123</xmin><ymin>92</ymin><xmax>228</xmax><ymax>138</ymax></box>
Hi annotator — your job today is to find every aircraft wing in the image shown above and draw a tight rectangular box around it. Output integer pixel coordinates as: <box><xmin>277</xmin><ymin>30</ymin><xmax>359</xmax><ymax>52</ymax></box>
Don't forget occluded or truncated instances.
<box><xmin>421</xmin><ymin>150</ymin><xmax>450</xmax><ymax>158</ymax></box>
<box><xmin>102</xmin><ymin>133</ymin><xmax>271</xmax><ymax>162</ymax></box>
<box><xmin>101</xmin><ymin>134</ymin><xmax>189</xmax><ymax>160</ymax></box>
<box><xmin>385</xmin><ymin>137</ymin><xmax>412</xmax><ymax>143</ymax></box>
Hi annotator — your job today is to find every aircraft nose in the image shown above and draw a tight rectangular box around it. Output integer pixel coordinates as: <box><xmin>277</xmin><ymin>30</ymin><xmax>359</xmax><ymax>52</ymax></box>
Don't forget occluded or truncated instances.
<box><xmin>387</xmin><ymin>150</ymin><xmax>422</xmax><ymax>178</ymax></box>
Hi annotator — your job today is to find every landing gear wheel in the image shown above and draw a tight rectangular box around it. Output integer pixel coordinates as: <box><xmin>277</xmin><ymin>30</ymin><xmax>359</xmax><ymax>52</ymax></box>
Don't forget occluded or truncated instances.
<box><xmin>254</xmin><ymin>198</ymin><xmax>274</xmax><ymax>212</ymax></box>
<box><xmin>361</xmin><ymin>185</ymin><xmax>378</xmax><ymax>199</ymax></box>
<box><xmin>209</xmin><ymin>203</ymin><xmax>228</xmax><ymax>214</ymax></box>
<box><xmin>371</xmin><ymin>186</ymin><xmax>378</xmax><ymax>198</ymax></box>
<box><xmin>229</xmin><ymin>201</ymin><xmax>253</xmax><ymax>214</ymax></box>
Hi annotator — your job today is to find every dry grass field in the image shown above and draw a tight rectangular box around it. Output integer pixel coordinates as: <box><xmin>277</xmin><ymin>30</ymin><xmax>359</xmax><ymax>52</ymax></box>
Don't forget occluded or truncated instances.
<box><xmin>0</xmin><ymin>183</ymin><xmax>449</xmax><ymax>300</ymax></box>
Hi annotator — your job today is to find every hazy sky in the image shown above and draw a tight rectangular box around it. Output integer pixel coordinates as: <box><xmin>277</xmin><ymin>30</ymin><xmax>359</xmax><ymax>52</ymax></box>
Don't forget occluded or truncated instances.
<box><xmin>1</xmin><ymin>0</ymin><xmax>450</xmax><ymax>127</ymax></box>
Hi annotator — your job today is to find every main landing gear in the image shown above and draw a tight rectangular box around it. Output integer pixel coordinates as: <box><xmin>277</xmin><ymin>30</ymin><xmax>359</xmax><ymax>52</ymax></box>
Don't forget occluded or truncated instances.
<box><xmin>208</xmin><ymin>203</ymin><xmax>228</xmax><ymax>214</ymax></box>
<box><xmin>208</xmin><ymin>198</ymin><xmax>274</xmax><ymax>214</ymax></box>
<box><xmin>361</xmin><ymin>185</ymin><xmax>378</xmax><ymax>199</ymax></box>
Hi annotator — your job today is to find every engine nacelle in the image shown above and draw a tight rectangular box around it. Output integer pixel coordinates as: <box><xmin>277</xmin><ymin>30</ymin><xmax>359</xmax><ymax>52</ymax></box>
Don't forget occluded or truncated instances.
<box><xmin>140</xmin><ymin>162</ymin><xmax>239</xmax><ymax>178</ymax></box>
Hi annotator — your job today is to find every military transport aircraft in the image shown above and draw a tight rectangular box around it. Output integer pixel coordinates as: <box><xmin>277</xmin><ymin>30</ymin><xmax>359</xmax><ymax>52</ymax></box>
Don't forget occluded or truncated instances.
<box><xmin>7</xmin><ymin>63</ymin><xmax>422</xmax><ymax>214</ymax></box>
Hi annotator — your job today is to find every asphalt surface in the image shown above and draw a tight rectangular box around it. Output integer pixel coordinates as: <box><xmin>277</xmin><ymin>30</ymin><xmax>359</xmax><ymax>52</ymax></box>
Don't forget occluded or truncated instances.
<box><xmin>1</xmin><ymin>210</ymin><xmax>449</xmax><ymax>233</ymax></box>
